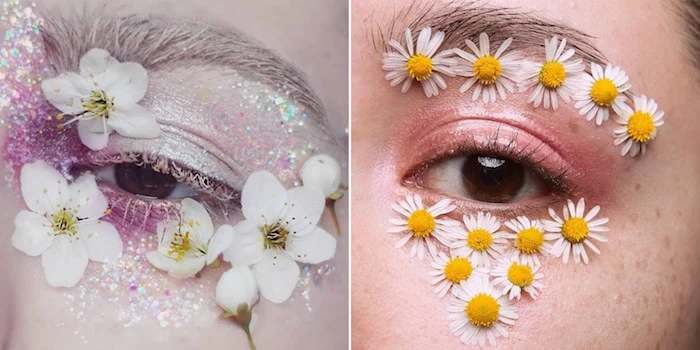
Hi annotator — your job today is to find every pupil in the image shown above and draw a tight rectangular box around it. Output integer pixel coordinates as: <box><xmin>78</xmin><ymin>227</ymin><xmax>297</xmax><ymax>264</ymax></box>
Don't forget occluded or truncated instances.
<box><xmin>114</xmin><ymin>163</ymin><xmax>178</xmax><ymax>199</ymax></box>
<box><xmin>461</xmin><ymin>155</ymin><xmax>525</xmax><ymax>203</ymax></box>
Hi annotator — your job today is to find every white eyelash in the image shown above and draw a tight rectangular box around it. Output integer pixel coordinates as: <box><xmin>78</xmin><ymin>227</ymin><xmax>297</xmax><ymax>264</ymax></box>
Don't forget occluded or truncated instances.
<box><xmin>92</xmin><ymin>152</ymin><xmax>239</xmax><ymax>202</ymax></box>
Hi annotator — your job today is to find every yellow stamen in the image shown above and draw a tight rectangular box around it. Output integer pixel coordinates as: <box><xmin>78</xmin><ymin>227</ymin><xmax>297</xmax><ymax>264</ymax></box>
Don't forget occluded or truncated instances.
<box><xmin>516</xmin><ymin>227</ymin><xmax>545</xmax><ymax>254</ymax></box>
<box><xmin>561</xmin><ymin>217</ymin><xmax>589</xmax><ymax>243</ymax></box>
<box><xmin>590</xmin><ymin>78</ymin><xmax>618</xmax><ymax>107</ymax></box>
<box><xmin>51</xmin><ymin>209</ymin><xmax>78</xmax><ymax>236</ymax></box>
<box><xmin>444</xmin><ymin>257</ymin><xmax>473</xmax><ymax>284</ymax></box>
<box><xmin>627</xmin><ymin>111</ymin><xmax>656</xmax><ymax>143</ymax></box>
<box><xmin>507</xmin><ymin>263</ymin><xmax>534</xmax><ymax>287</ymax></box>
<box><xmin>81</xmin><ymin>90</ymin><xmax>115</xmax><ymax>119</ymax></box>
<box><xmin>407</xmin><ymin>209</ymin><xmax>435</xmax><ymax>238</ymax></box>
<box><xmin>406</xmin><ymin>54</ymin><xmax>433</xmax><ymax>81</ymax></box>
<box><xmin>467</xmin><ymin>229</ymin><xmax>493</xmax><ymax>251</ymax></box>
<box><xmin>263</xmin><ymin>223</ymin><xmax>290</xmax><ymax>249</ymax></box>
<box><xmin>168</xmin><ymin>229</ymin><xmax>193</xmax><ymax>262</ymax></box>
<box><xmin>55</xmin><ymin>113</ymin><xmax>64</xmax><ymax>121</ymax></box>
<box><xmin>473</xmin><ymin>55</ymin><xmax>502</xmax><ymax>84</ymax></box>
<box><xmin>465</xmin><ymin>293</ymin><xmax>500</xmax><ymax>327</ymax></box>
<box><xmin>539</xmin><ymin>61</ymin><xmax>566</xmax><ymax>89</ymax></box>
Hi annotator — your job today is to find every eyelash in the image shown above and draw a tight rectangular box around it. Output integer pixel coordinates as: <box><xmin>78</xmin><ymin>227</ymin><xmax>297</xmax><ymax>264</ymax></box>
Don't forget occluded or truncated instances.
<box><xmin>403</xmin><ymin>127</ymin><xmax>575</xmax><ymax>198</ymax></box>
<box><xmin>70</xmin><ymin>152</ymin><xmax>240</xmax><ymax>231</ymax></box>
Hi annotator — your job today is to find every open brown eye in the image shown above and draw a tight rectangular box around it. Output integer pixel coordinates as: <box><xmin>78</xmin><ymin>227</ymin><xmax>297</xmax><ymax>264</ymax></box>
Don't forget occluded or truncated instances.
<box><xmin>115</xmin><ymin>163</ymin><xmax>178</xmax><ymax>199</ymax></box>
<box><xmin>461</xmin><ymin>155</ymin><xmax>525</xmax><ymax>202</ymax></box>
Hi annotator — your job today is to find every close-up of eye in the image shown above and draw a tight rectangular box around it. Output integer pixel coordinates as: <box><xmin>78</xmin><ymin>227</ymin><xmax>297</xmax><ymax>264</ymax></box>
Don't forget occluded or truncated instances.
<box><xmin>420</xmin><ymin>153</ymin><xmax>551</xmax><ymax>203</ymax></box>
<box><xmin>97</xmin><ymin>162</ymin><xmax>201</xmax><ymax>200</ymax></box>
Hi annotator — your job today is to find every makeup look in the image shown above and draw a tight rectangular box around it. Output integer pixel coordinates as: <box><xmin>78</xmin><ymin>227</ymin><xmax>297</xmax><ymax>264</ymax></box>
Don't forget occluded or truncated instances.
<box><xmin>352</xmin><ymin>0</ymin><xmax>699</xmax><ymax>348</ymax></box>
<box><xmin>1</xmin><ymin>0</ymin><xmax>348</xmax><ymax>349</ymax></box>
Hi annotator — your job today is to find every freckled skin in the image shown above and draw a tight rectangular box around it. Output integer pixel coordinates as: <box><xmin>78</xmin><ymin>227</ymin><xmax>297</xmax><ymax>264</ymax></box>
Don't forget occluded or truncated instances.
<box><xmin>352</xmin><ymin>0</ymin><xmax>700</xmax><ymax>348</ymax></box>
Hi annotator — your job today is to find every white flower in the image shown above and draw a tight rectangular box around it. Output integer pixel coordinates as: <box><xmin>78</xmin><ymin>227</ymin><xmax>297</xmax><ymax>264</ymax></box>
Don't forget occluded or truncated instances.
<box><xmin>382</xmin><ymin>27</ymin><xmax>456</xmax><ymax>98</ymax></box>
<box><xmin>41</xmin><ymin>48</ymin><xmax>161</xmax><ymax>151</ymax></box>
<box><xmin>388</xmin><ymin>194</ymin><xmax>460</xmax><ymax>260</ymax></box>
<box><xmin>11</xmin><ymin>160</ymin><xmax>122</xmax><ymax>287</ymax></box>
<box><xmin>429</xmin><ymin>251</ymin><xmax>485</xmax><ymax>298</ymax></box>
<box><xmin>222</xmin><ymin>171</ymin><xmax>336</xmax><ymax>303</ymax></box>
<box><xmin>448</xmin><ymin>212</ymin><xmax>507</xmax><ymax>269</ymax></box>
<box><xmin>520</xmin><ymin>37</ymin><xmax>585</xmax><ymax>110</ymax></box>
<box><xmin>502</xmin><ymin>216</ymin><xmax>554</xmax><ymax>267</ymax></box>
<box><xmin>448</xmin><ymin>276</ymin><xmax>518</xmax><ymax>347</ymax></box>
<box><xmin>216</xmin><ymin>266</ymin><xmax>259</xmax><ymax>315</ymax></box>
<box><xmin>300</xmin><ymin>154</ymin><xmax>342</xmax><ymax>197</ymax></box>
<box><xmin>573</xmin><ymin>63</ymin><xmax>631</xmax><ymax>125</ymax></box>
<box><xmin>612</xmin><ymin>95</ymin><xmax>665</xmax><ymax>157</ymax></box>
<box><xmin>452</xmin><ymin>33</ymin><xmax>521</xmax><ymax>103</ymax></box>
<box><xmin>543</xmin><ymin>198</ymin><xmax>609</xmax><ymax>264</ymax></box>
<box><xmin>491</xmin><ymin>255</ymin><xmax>544</xmax><ymax>300</ymax></box>
<box><xmin>146</xmin><ymin>198</ymin><xmax>233</xmax><ymax>278</ymax></box>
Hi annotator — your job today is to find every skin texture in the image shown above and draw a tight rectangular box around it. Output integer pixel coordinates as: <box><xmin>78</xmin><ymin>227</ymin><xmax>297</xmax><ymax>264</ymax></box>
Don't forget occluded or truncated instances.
<box><xmin>1</xmin><ymin>0</ymin><xmax>348</xmax><ymax>349</ymax></box>
<box><xmin>351</xmin><ymin>0</ymin><xmax>700</xmax><ymax>348</ymax></box>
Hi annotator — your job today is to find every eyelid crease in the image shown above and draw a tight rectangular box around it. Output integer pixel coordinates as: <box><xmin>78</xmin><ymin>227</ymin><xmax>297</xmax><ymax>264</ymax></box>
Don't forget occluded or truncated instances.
<box><xmin>89</xmin><ymin>152</ymin><xmax>241</xmax><ymax>203</ymax></box>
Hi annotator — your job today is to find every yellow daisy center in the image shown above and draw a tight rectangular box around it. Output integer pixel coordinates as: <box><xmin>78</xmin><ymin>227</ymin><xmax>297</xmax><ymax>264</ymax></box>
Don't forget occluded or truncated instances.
<box><xmin>590</xmin><ymin>78</ymin><xmax>618</xmax><ymax>107</ymax></box>
<box><xmin>516</xmin><ymin>227</ymin><xmax>545</xmax><ymax>254</ymax></box>
<box><xmin>406</xmin><ymin>54</ymin><xmax>433</xmax><ymax>81</ymax></box>
<box><xmin>465</xmin><ymin>293</ymin><xmax>500</xmax><ymax>327</ymax></box>
<box><xmin>444</xmin><ymin>257</ymin><xmax>473</xmax><ymax>284</ymax></box>
<box><xmin>626</xmin><ymin>111</ymin><xmax>656</xmax><ymax>143</ymax></box>
<box><xmin>561</xmin><ymin>217</ymin><xmax>589</xmax><ymax>243</ymax></box>
<box><xmin>407</xmin><ymin>209</ymin><xmax>435</xmax><ymax>238</ymax></box>
<box><xmin>51</xmin><ymin>209</ymin><xmax>78</xmax><ymax>236</ymax></box>
<box><xmin>473</xmin><ymin>55</ymin><xmax>501</xmax><ymax>85</ymax></box>
<box><xmin>539</xmin><ymin>61</ymin><xmax>566</xmax><ymax>89</ymax></box>
<box><xmin>507</xmin><ymin>263</ymin><xmax>534</xmax><ymax>287</ymax></box>
<box><xmin>467</xmin><ymin>229</ymin><xmax>493</xmax><ymax>251</ymax></box>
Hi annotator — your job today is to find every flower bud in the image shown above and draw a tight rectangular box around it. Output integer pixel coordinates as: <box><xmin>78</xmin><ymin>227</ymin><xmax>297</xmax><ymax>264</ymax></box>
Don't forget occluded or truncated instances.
<box><xmin>216</xmin><ymin>266</ymin><xmax>258</xmax><ymax>316</ymax></box>
<box><xmin>300</xmin><ymin>154</ymin><xmax>342</xmax><ymax>197</ymax></box>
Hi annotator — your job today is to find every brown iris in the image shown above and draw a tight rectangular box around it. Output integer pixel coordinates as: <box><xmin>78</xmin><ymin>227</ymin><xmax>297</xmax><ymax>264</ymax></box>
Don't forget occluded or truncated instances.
<box><xmin>461</xmin><ymin>155</ymin><xmax>524</xmax><ymax>202</ymax></box>
<box><xmin>115</xmin><ymin>163</ymin><xmax>178</xmax><ymax>199</ymax></box>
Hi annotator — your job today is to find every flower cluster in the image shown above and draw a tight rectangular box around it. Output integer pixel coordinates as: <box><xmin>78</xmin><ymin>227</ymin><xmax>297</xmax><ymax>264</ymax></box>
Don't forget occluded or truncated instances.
<box><xmin>381</xmin><ymin>29</ymin><xmax>665</xmax><ymax>157</ymax></box>
<box><xmin>388</xmin><ymin>195</ymin><xmax>609</xmax><ymax>346</ymax></box>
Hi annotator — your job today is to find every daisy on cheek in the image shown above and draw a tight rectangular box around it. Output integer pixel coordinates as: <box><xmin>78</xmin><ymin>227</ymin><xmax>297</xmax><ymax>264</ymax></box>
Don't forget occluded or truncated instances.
<box><xmin>221</xmin><ymin>171</ymin><xmax>337</xmax><ymax>304</ymax></box>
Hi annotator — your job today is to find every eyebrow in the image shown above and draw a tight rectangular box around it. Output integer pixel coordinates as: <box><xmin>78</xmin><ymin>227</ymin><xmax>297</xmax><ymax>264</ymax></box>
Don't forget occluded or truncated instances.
<box><xmin>369</xmin><ymin>1</ymin><xmax>607</xmax><ymax>63</ymax></box>
<box><xmin>39</xmin><ymin>11</ymin><xmax>327</xmax><ymax>121</ymax></box>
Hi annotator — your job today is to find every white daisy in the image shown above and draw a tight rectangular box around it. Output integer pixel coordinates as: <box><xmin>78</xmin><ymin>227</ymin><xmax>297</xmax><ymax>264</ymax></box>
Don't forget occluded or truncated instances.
<box><xmin>146</xmin><ymin>198</ymin><xmax>234</xmax><ymax>278</ymax></box>
<box><xmin>612</xmin><ymin>95</ymin><xmax>665</xmax><ymax>157</ymax></box>
<box><xmin>503</xmin><ymin>216</ymin><xmax>553</xmax><ymax>267</ymax></box>
<box><xmin>448</xmin><ymin>276</ymin><xmax>518</xmax><ymax>347</ymax></box>
<box><xmin>429</xmin><ymin>252</ymin><xmax>486</xmax><ymax>298</ymax></box>
<box><xmin>573</xmin><ymin>62</ymin><xmax>631</xmax><ymax>125</ymax></box>
<box><xmin>452</xmin><ymin>33</ymin><xmax>521</xmax><ymax>103</ymax></box>
<box><xmin>40</xmin><ymin>48</ymin><xmax>161</xmax><ymax>150</ymax></box>
<box><xmin>382</xmin><ymin>27</ymin><xmax>456</xmax><ymax>98</ymax></box>
<box><xmin>491</xmin><ymin>255</ymin><xmax>544</xmax><ymax>300</ymax></box>
<box><xmin>11</xmin><ymin>160</ymin><xmax>122</xmax><ymax>287</ymax></box>
<box><xmin>448</xmin><ymin>212</ymin><xmax>507</xmax><ymax>269</ymax></box>
<box><xmin>388</xmin><ymin>194</ymin><xmax>460</xmax><ymax>260</ymax></box>
<box><xmin>543</xmin><ymin>198</ymin><xmax>609</xmax><ymax>264</ymax></box>
<box><xmin>520</xmin><ymin>37</ymin><xmax>585</xmax><ymax>110</ymax></box>
<box><xmin>222</xmin><ymin>171</ymin><xmax>337</xmax><ymax>303</ymax></box>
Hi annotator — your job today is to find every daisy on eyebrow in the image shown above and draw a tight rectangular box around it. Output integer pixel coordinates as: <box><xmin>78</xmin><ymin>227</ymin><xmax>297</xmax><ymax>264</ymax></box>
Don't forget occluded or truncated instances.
<box><xmin>612</xmin><ymin>94</ymin><xmax>665</xmax><ymax>157</ymax></box>
<box><xmin>429</xmin><ymin>251</ymin><xmax>486</xmax><ymax>298</ymax></box>
<box><xmin>388</xmin><ymin>194</ymin><xmax>460</xmax><ymax>260</ymax></box>
<box><xmin>381</xmin><ymin>27</ymin><xmax>457</xmax><ymax>98</ymax></box>
<box><xmin>448</xmin><ymin>276</ymin><xmax>518</xmax><ymax>347</ymax></box>
<box><xmin>573</xmin><ymin>62</ymin><xmax>631</xmax><ymax>126</ymax></box>
<box><xmin>491</xmin><ymin>254</ymin><xmax>544</xmax><ymax>300</ymax></box>
<box><xmin>447</xmin><ymin>212</ymin><xmax>507</xmax><ymax>269</ymax></box>
<box><xmin>452</xmin><ymin>33</ymin><xmax>521</xmax><ymax>103</ymax></box>
<box><xmin>503</xmin><ymin>216</ymin><xmax>553</xmax><ymax>267</ymax></box>
<box><xmin>543</xmin><ymin>198</ymin><xmax>609</xmax><ymax>264</ymax></box>
<box><xmin>520</xmin><ymin>36</ymin><xmax>585</xmax><ymax>110</ymax></box>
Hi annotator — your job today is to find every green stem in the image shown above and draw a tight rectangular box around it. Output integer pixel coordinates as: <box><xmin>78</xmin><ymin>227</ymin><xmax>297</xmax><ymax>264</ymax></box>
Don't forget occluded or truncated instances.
<box><xmin>244</xmin><ymin>325</ymin><xmax>256</xmax><ymax>350</ymax></box>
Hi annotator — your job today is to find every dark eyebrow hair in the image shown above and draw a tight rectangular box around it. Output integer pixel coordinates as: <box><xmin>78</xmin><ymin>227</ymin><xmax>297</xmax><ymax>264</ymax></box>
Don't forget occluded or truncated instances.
<box><xmin>368</xmin><ymin>1</ymin><xmax>606</xmax><ymax>63</ymax></box>
<box><xmin>676</xmin><ymin>0</ymin><xmax>700</xmax><ymax>75</ymax></box>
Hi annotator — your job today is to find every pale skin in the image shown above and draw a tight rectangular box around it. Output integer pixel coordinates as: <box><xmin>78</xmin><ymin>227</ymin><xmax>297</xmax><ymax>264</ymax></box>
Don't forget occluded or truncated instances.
<box><xmin>352</xmin><ymin>0</ymin><xmax>700</xmax><ymax>348</ymax></box>
<box><xmin>1</xmin><ymin>0</ymin><xmax>348</xmax><ymax>348</ymax></box>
